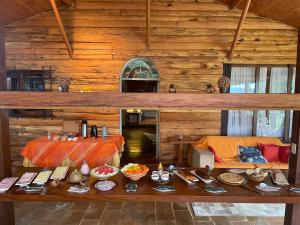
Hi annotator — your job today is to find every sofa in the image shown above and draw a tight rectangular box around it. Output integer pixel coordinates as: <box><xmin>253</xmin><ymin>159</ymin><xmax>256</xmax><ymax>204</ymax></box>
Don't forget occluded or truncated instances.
<box><xmin>191</xmin><ymin>136</ymin><xmax>289</xmax><ymax>169</ymax></box>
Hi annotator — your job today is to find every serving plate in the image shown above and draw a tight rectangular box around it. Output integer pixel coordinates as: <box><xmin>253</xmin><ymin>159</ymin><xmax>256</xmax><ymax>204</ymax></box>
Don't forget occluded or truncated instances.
<box><xmin>90</xmin><ymin>166</ymin><xmax>119</xmax><ymax>180</ymax></box>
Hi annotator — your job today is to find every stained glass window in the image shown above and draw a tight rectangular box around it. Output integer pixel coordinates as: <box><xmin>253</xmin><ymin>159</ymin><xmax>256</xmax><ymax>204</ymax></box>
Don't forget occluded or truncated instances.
<box><xmin>121</xmin><ymin>58</ymin><xmax>159</xmax><ymax>80</ymax></box>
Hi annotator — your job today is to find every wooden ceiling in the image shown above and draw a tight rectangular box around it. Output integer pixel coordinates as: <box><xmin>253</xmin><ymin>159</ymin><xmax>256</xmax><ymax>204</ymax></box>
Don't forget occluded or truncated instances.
<box><xmin>218</xmin><ymin>0</ymin><xmax>300</xmax><ymax>28</ymax></box>
<box><xmin>0</xmin><ymin>0</ymin><xmax>72</xmax><ymax>26</ymax></box>
<box><xmin>0</xmin><ymin>0</ymin><xmax>299</xmax><ymax>28</ymax></box>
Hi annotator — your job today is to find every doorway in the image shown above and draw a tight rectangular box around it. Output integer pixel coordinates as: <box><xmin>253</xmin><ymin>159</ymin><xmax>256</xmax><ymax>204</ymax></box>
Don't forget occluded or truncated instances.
<box><xmin>120</xmin><ymin>58</ymin><xmax>160</xmax><ymax>163</ymax></box>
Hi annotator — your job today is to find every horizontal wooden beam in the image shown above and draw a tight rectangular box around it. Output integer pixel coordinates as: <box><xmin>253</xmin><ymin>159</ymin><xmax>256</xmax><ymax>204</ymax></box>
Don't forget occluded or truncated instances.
<box><xmin>0</xmin><ymin>92</ymin><xmax>300</xmax><ymax>110</ymax></box>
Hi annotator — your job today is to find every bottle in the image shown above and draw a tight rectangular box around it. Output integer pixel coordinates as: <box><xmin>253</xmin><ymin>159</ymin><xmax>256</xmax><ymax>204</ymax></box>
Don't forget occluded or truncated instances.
<box><xmin>80</xmin><ymin>161</ymin><xmax>90</xmax><ymax>175</ymax></box>
<box><xmin>81</xmin><ymin>120</ymin><xmax>88</xmax><ymax>139</ymax></box>
<box><xmin>47</xmin><ymin>132</ymin><xmax>52</xmax><ymax>140</ymax></box>
<box><xmin>102</xmin><ymin>126</ymin><xmax>107</xmax><ymax>139</ymax></box>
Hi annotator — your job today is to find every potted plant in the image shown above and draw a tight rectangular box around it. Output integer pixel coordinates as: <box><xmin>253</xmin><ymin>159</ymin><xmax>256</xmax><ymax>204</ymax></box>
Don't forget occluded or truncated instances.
<box><xmin>57</xmin><ymin>76</ymin><xmax>72</xmax><ymax>92</ymax></box>
<box><xmin>217</xmin><ymin>76</ymin><xmax>230</xmax><ymax>93</ymax></box>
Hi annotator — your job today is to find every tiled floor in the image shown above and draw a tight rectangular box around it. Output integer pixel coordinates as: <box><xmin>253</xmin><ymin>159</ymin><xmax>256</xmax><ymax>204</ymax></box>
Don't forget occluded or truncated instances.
<box><xmin>14</xmin><ymin>202</ymin><xmax>284</xmax><ymax>225</ymax></box>
<box><xmin>192</xmin><ymin>203</ymin><xmax>285</xmax><ymax>217</ymax></box>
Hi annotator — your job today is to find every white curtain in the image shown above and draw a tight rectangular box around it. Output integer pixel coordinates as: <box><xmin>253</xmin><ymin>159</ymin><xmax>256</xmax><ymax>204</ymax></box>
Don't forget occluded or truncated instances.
<box><xmin>289</xmin><ymin>67</ymin><xmax>296</xmax><ymax>138</ymax></box>
<box><xmin>227</xmin><ymin>67</ymin><xmax>256</xmax><ymax>136</ymax></box>
<box><xmin>256</xmin><ymin>67</ymin><xmax>288</xmax><ymax>137</ymax></box>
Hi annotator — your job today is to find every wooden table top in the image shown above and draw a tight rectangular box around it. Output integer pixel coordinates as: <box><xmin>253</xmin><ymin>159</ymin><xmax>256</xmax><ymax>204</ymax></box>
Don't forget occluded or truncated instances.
<box><xmin>167</xmin><ymin>136</ymin><xmax>200</xmax><ymax>144</ymax></box>
<box><xmin>1</xmin><ymin>167</ymin><xmax>300</xmax><ymax>203</ymax></box>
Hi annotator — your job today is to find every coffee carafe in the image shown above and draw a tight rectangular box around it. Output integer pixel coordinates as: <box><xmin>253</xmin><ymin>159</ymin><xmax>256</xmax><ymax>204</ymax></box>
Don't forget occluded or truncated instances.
<box><xmin>91</xmin><ymin>125</ymin><xmax>98</xmax><ymax>138</ymax></box>
<box><xmin>81</xmin><ymin>120</ymin><xmax>88</xmax><ymax>138</ymax></box>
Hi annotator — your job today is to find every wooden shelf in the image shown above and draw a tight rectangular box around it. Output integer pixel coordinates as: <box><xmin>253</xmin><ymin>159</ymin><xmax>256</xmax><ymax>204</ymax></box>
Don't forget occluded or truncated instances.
<box><xmin>0</xmin><ymin>91</ymin><xmax>300</xmax><ymax>110</ymax></box>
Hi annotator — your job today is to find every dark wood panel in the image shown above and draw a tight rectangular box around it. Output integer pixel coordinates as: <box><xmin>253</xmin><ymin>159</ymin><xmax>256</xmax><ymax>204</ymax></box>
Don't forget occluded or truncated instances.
<box><xmin>0</xmin><ymin>92</ymin><xmax>300</xmax><ymax>110</ymax></box>
<box><xmin>0</xmin><ymin>25</ymin><xmax>15</xmax><ymax>225</ymax></box>
<box><xmin>284</xmin><ymin>29</ymin><xmax>300</xmax><ymax>225</ymax></box>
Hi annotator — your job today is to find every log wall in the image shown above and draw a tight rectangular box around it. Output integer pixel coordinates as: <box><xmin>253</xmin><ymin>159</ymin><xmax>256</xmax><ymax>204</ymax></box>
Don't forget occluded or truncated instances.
<box><xmin>4</xmin><ymin>0</ymin><xmax>297</xmax><ymax>165</ymax></box>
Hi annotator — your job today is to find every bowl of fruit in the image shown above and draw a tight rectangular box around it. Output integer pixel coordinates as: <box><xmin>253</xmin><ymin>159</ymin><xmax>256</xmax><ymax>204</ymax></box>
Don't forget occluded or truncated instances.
<box><xmin>121</xmin><ymin>163</ymin><xmax>149</xmax><ymax>181</ymax></box>
<box><xmin>90</xmin><ymin>165</ymin><xmax>119</xmax><ymax>180</ymax></box>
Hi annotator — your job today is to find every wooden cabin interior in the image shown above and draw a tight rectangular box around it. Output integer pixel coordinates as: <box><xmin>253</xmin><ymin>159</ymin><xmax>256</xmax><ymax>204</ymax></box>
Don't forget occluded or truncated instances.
<box><xmin>1</xmin><ymin>0</ymin><xmax>300</xmax><ymax>225</ymax></box>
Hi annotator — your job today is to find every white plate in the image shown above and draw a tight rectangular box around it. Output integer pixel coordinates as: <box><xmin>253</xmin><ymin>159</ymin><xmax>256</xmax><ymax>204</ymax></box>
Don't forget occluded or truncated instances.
<box><xmin>95</xmin><ymin>180</ymin><xmax>116</xmax><ymax>191</ymax></box>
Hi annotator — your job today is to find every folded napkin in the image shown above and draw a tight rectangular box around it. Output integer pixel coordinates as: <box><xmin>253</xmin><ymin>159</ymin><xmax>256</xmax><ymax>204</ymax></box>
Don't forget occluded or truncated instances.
<box><xmin>67</xmin><ymin>186</ymin><xmax>89</xmax><ymax>193</ymax></box>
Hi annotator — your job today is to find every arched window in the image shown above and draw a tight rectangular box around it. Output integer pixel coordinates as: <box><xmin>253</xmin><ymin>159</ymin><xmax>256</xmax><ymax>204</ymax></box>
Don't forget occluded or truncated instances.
<box><xmin>121</xmin><ymin>58</ymin><xmax>159</xmax><ymax>80</ymax></box>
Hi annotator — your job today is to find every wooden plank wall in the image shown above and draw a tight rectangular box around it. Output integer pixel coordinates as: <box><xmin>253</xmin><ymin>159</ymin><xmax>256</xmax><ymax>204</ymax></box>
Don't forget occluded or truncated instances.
<box><xmin>4</xmin><ymin>0</ymin><xmax>298</xmax><ymax>164</ymax></box>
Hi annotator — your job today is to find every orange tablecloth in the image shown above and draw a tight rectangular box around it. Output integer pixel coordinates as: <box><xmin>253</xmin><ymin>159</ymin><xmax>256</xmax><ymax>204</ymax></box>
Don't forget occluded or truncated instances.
<box><xmin>21</xmin><ymin>135</ymin><xmax>124</xmax><ymax>168</ymax></box>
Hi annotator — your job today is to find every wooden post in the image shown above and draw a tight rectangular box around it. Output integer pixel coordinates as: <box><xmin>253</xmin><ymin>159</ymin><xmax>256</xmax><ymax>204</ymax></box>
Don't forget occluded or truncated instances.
<box><xmin>49</xmin><ymin>0</ymin><xmax>73</xmax><ymax>59</ymax></box>
<box><xmin>0</xmin><ymin>26</ymin><xmax>15</xmax><ymax>225</ymax></box>
<box><xmin>146</xmin><ymin>0</ymin><xmax>151</xmax><ymax>48</ymax></box>
<box><xmin>228</xmin><ymin>0</ymin><xmax>251</xmax><ymax>60</ymax></box>
<box><xmin>284</xmin><ymin>29</ymin><xmax>300</xmax><ymax>225</ymax></box>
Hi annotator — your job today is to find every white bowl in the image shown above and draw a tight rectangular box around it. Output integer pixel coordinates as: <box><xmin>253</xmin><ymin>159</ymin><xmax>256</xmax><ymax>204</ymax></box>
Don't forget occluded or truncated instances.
<box><xmin>90</xmin><ymin>166</ymin><xmax>119</xmax><ymax>180</ymax></box>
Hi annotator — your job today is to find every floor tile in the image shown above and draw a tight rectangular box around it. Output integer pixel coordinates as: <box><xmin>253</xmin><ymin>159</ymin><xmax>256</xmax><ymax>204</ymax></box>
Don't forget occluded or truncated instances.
<box><xmin>157</xmin><ymin>222</ymin><xmax>176</xmax><ymax>225</ymax></box>
<box><xmin>193</xmin><ymin>216</ymin><xmax>211</xmax><ymax>222</ymax></box>
<box><xmin>193</xmin><ymin>222</ymin><xmax>214</xmax><ymax>225</ymax></box>
<box><xmin>139</xmin><ymin>212</ymin><xmax>156</xmax><ymax>225</ymax></box>
<box><xmin>231</xmin><ymin>222</ymin><xmax>253</xmax><ymax>225</ymax></box>
<box><xmin>211</xmin><ymin>216</ymin><xmax>230</xmax><ymax>225</ymax></box>
<box><xmin>173</xmin><ymin>202</ymin><xmax>189</xmax><ymax>211</ymax></box>
<box><xmin>227</xmin><ymin>216</ymin><xmax>248</xmax><ymax>222</ymax></box>
<box><xmin>175</xmin><ymin>210</ymin><xmax>194</xmax><ymax>225</ymax></box>
<box><xmin>84</xmin><ymin>202</ymin><xmax>105</xmax><ymax>219</ymax></box>
<box><xmin>80</xmin><ymin>219</ymin><xmax>100</xmax><ymax>225</ymax></box>
<box><xmin>72</xmin><ymin>202</ymin><xmax>90</xmax><ymax>210</ymax></box>
<box><xmin>139</xmin><ymin>202</ymin><xmax>155</xmax><ymax>213</ymax></box>
<box><xmin>156</xmin><ymin>202</ymin><xmax>174</xmax><ymax>221</ymax></box>
<box><xmin>60</xmin><ymin>210</ymin><xmax>85</xmax><ymax>225</ymax></box>
<box><xmin>105</xmin><ymin>202</ymin><xmax>123</xmax><ymax>211</ymax></box>
<box><xmin>99</xmin><ymin>210</ymin><xmax>121</xmax><ymax>225</ymax></box>
<box><xmin>121</xmin><ymin>201</ymin><xmax>140</xmax><ymax>221</ymax></box>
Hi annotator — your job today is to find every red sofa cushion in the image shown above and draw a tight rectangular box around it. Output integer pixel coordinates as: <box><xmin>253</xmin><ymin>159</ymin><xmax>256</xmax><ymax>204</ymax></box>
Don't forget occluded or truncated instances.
<box><xmin>279</xmin><ymin>146</ymin><xmax>290</xmax><ymax>163</ymax></box>
<box><xmin>259</xmin><ymin>144</ymin><xmax>280</xmax><ymax>162</ymax></box>
<box><xmin>208</xmin><ymin>146</ymin><xmax>222</xmax><ymax>163</ymax></box>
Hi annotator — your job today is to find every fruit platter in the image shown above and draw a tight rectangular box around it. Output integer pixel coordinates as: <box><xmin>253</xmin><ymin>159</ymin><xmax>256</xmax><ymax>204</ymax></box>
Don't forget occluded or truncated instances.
<box><xmin>121</xmin><ymin>163</ymin><xmax>149</xmax><ymax>181</ymax></box>
<box><xmin>90</xmin><ymin>165</ymin><xmax>119</xmax><ymax>180</ymax></box>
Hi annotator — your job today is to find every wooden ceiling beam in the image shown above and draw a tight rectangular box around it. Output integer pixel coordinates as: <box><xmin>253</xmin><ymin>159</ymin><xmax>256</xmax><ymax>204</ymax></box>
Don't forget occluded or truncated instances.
<box><xmin>230</xmin><ymin>0</ymin><xmax>244</xmax><ymax>10</ymax></box>
<box><xmin>146</xmin><ymin>0</ymin><xmax>151</xmax><ymax>48</ymax></box>
<box><xmin>228</xmin><ymin>0</ymin><xmax>251</xmax><ymax>60</ymax></box>
<box><xmin>49</xmin><ymin>0</ymin><xmax>73</xmax><ymax>59</ymax></box>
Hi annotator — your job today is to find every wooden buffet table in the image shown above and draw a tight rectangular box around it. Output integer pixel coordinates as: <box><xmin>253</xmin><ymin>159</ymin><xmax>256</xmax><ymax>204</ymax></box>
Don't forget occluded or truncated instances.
<box><xmin>1</xmin><ymin>167</ymin><xmax>300</xmax><ymax>204</ymax></box>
